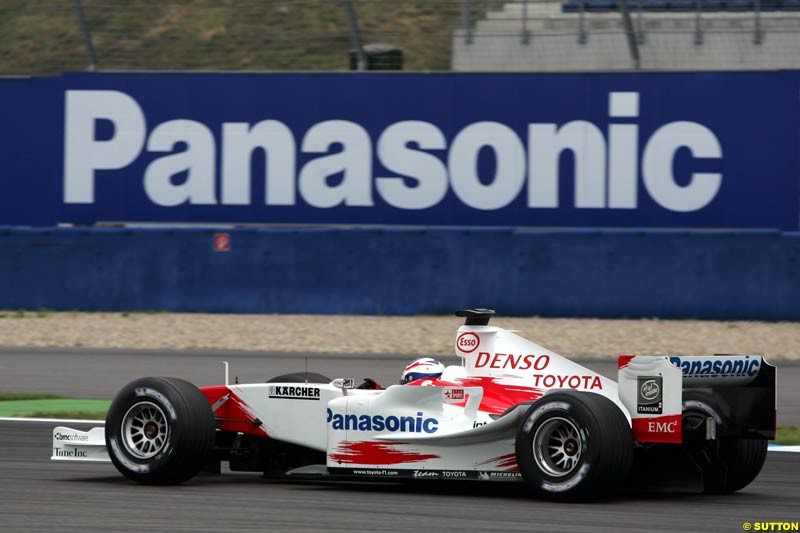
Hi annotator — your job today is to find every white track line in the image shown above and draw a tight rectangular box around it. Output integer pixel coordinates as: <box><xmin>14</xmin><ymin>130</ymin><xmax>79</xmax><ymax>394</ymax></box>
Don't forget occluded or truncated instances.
<box><xmin>768</xmin><ymin>445</ymin><xmax>800</xmax><ymax>453</ymax></box>
<box><xmin>0</xmin><ymin>417</ymin><xmax>104</xmax><ymax>424</ymax></box>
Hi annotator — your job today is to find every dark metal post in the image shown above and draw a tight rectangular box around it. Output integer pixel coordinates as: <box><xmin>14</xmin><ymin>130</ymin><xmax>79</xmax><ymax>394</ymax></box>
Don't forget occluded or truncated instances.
<box><xmin>343</xmin><ymin>0</ymin><xmax>366</xmax><ymax>70</ymax></box>
<box><xmin>754</xmin><ymin>0</ymin><xmax>763</xmax><ymax>44</ymax></box>
<box><xmin>70</xmin><ymin>0</ymin><xmax>97</xmax><ymax>71</ymax></box>
<box><xmin>636</xmin><ymin>0</ymin><xmax>646</xmax><ymax>44</ymax></box>
<box><xmin>521</xmin><ymin>0</ymin><xmax>531</xmax><ymax>44</ymax></box>
<box><xmin>619</xmin><ymin>0</ymin><xmax>641</xmax><ymax>69</ymax></box>
<box><xmin>694</xmin><ymin>0</ymin><xmax>703</xmax><ymax>45</ymax></box>
<box><xmin>578</xmin><ymin>0</ymin><xmax>588</xmax><ymax>44</ymax></box>
<box><xmin>461</xmin><ymin>0</ymin><xmax>473</xmax><ymax>44</ymax></box>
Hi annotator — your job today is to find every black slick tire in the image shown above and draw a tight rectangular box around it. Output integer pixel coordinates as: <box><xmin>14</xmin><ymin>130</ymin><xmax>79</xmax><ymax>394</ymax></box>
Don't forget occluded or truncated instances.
<box><xmin>105</xmin><ymin>377</ymin><xmax>215</xmax><ymax>485</ymax></box>
<box><xmin>515</xmin><ymin>391</ymin><xmax>633</xmax><ymax>501</ymax></box>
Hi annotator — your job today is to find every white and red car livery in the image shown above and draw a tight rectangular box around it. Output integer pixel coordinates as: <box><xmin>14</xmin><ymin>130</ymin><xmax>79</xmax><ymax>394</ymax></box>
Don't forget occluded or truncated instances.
<box><xmin>51</xmin><ymin>309</ymin><xmax>776</xmax><ymax>500</ymax></box>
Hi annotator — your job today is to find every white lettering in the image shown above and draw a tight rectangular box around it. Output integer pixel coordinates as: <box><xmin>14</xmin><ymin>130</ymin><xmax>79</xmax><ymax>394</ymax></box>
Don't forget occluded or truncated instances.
<box><xmin>643</xmin><ymin>121</ymin><xmax>722</xmax><ymax>212</ymax></box>
<box><xmin>528</xmin><ymin>121</ymin><xmax>606</xmax><ymax>209</ymax></box>
<box><xmin>608</xmin><ymin>92</ymin><xmax>639</xmax><ymax>208</ymax></box>
<box><xmin>64</xmin><ymin>90</ymin><xmax>146</xmax><ymax>203</ymax></box>
<box><xmin>376</xmin><ymin>121</ymin><xmax>448</xmax><ymax>209</ymax></box>
<box><xmin>608</xmin><ymin>124</ymin><xmax>638</xmax><ymax>209</ymax></box>
<box><xmin>449</xmin><ymin>122</ymin><xmax>525</xmax><ymax>210</ymax></box>
<box><xmin>62</xmin><ymin>91</ymin><xmax>725</xmax><ymax>215</ymax></box>
<box><xmin>299</xmin><ymin>120</ymin><xmax>373</xmax><ymax>208</ymax></box>
<box><xmin>144</xmin><ymin>120</ymin><xmax>216</xmax><ymax>206</ymax></box>
<box><xmin>221</xmin><ymin>120</ymin><xmax>295</xmax><ymax>205</ymax></box>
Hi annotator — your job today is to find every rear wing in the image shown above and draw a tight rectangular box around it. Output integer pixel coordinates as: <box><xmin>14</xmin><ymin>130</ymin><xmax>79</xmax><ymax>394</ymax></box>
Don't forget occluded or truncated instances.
<box><xmin>618</xmin><ymin>355</ymin><xmax>776</xmax><ymax>444</ymax></box>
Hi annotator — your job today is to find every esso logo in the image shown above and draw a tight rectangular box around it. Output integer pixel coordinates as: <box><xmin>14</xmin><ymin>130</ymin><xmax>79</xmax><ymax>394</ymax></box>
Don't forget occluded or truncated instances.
<box><xmin>456</xmin><ymin>332</ymin><xmax>480</xmax><ymax>353</ymax></box>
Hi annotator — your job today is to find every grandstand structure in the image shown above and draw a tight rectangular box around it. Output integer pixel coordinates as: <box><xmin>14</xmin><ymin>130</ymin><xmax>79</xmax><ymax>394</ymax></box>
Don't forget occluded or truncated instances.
<box><xmin>454</xmin><ymin>0</ymin><xmax>800</xmax><ymax>70</ymax></box>
<box><xmin>1</xmin><ymin>1</ymin><xmax>799</xmax><ymax>73</ymax></box>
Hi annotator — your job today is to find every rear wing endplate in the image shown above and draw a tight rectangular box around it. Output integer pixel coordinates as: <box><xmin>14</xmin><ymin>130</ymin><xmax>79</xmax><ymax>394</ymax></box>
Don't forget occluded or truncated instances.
<box><xmin>618</xmin><ymin>355</ymin><xmax>776</xmax><ymax>444</ymax></box>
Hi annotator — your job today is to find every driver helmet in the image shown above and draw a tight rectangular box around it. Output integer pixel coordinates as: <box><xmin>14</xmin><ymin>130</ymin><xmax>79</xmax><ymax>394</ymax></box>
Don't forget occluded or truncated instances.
<box><xmin>401</xmin><ymin>357</ymin><xmax>445</xmax><ymax>384</ymax></box>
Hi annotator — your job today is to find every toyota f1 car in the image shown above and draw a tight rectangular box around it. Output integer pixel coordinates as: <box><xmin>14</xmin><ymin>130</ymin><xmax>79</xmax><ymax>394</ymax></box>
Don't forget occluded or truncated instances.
<box><xmin>51</xmin><ymin>309</ymin><xmax>776</xmax><ymax>501</ymax></box>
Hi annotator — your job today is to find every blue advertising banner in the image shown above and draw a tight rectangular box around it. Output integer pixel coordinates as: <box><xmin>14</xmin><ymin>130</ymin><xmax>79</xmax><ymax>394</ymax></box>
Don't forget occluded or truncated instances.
<box><xmin>0</xmin><ymin>71</ymin><xmax>798</xmax><ymax>228</ymax></box>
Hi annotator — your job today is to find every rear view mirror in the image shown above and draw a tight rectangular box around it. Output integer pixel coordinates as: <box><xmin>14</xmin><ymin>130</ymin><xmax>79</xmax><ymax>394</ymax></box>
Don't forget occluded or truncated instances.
<box><xmin>332</xmin><ymin>378</ymin><xmax>355</xmax><ymax>389</ymax></box>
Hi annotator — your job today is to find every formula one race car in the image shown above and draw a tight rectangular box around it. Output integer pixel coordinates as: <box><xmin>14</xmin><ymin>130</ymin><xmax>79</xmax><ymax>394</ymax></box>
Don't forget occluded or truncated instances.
<box><xmin>51</xmin><ymin>309</ymin><xmax>776</xmax><ymax>501</ymax></box>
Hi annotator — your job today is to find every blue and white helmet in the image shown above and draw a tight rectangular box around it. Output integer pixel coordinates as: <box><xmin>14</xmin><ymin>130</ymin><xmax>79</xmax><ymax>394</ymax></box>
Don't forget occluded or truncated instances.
<box><xmin>401</xmin><ymin>357</ymin><xmax>445</xmax><ymax>384</ymax></box>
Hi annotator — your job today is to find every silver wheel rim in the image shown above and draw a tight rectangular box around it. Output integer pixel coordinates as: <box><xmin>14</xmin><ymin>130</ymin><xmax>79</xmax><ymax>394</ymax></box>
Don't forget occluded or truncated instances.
<box><xmin>121</xmin><ymin>401</ymin><xmax>169</xmax><ymax>459</ymax></box>
<box><xmin>532</xmin><ymin>416</ymin><xmax>583</xmax><ymax>477</ymax></box>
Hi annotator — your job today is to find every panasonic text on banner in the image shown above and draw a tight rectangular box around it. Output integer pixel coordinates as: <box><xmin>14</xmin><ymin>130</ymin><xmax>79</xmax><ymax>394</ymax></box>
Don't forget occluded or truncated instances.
<box><xmin>63</xmin><ymin>90</ymin><xmax>722</xmax><ymax>214</ymax></box>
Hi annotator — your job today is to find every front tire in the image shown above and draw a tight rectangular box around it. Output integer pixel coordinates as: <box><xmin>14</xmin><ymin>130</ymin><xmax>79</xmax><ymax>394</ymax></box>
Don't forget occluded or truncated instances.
<box><xmin>105</xmin><ymin>377</ymin><xmax>215</xmax><ymax>485</ymax></box>
<box><xmin>515</xmin><ymin>391</ymin><xmax>633</xmax><ymax>501</ymax></box>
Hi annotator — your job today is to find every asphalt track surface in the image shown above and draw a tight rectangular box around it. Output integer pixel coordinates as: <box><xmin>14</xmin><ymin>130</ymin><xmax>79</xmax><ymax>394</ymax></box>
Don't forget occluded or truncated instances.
<box><xmin>1</xmin><ymin>348</ymin><xmax>799</xmax><ymax>532</ymax></box>
<box><xmin>0</xmin><ymin>420</ymin><xmax>798</xmax><ymax>533</ymax></box>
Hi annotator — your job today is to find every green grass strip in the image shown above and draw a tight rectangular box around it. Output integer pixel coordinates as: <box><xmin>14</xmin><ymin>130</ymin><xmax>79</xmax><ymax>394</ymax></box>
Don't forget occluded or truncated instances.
<box><xmin>0</xmin><ymin>399</ymin><xmax>110</xmax><ymax>418</ymax></box>
<box><xmin>0</xmin><ymin>392</ymin><xmax>64</xmax><ymax>401</ymax></box>
<box><xmin>776</xmin><ymin>425</ymin><xmax>800</xmax><ymax>445</ymax></box>
<box><xmin>21</xmin><ymin>411</ymin><xmax>108</xmax><ymax>420</ymax></box>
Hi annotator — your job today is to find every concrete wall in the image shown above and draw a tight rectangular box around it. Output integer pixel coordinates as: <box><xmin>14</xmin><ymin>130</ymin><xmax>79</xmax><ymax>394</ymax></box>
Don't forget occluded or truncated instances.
<box><xmin>1</xmin><ymin>227</ymin><xmax>797</xmax><ymax>320</ymax></box>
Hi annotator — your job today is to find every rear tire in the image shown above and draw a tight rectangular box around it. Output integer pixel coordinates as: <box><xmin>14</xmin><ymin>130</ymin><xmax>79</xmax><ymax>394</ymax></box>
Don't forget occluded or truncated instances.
<box><xmin>267</xmin><ymin>372</ymin><xmax>331</xmax><ymax>384</ymax></box>
<box><xmin>105</xmin><ymin>377</ymin><xmax>215</xmax><ymax>485</ymax></box>
<box><xmin>515</xmin><ymin>391</ymin><xmax>633</xmax><ymax>501</ymax></box>
<box><xmin>682</xmin><ymin>389</ymin><xmax>767</xmax><ymax>493</ymax></box>
<box><xmin>716</xmin><ymin>437</ymin><xmax>768</xmax><ymax>493</ymax></box>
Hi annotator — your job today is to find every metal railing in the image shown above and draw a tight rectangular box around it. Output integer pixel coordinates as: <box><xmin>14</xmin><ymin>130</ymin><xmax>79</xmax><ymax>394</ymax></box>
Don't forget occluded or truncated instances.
<box><xmin>451</xmin><ymin>0</ymin><xmax>800</xmax><ymax>71</ymax></box>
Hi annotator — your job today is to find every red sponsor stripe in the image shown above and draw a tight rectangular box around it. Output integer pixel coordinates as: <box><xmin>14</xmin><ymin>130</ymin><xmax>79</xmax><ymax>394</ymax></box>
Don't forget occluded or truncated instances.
<box><xmin>201</xmin><ymin>385</ymin><xmax>268</xmax><ymax>437</ymax></box>
<box><xmin>456</xmin><ymin>376</ymin><xmax>544</xmax><ymax>415</ymax></box>
<box><xmin>477</xmin><ymin>452</ymin><xmax>519</xmax><ymax>472</ymax></box>
<box><xmin>329</xmin><ymin>441</ymin><xmax>440</xmax><ymax>465</ymax></box>
<box><xmin>632</xmin><ymin>414</ymin><xmax>682</xmax><ymax>443</ymax></box>
<box><xmin>618</xmin><ymin>355</ymin><xmax>636</xmax><ymax>369</ymax></box>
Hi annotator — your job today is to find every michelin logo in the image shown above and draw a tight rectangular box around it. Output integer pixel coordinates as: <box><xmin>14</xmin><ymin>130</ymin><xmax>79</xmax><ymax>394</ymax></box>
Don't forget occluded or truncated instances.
<box><xmin>326</xmin><ymin>409</ymin><xmax>439</xmax><ymax>433</ymax></box>
<box><xmin>479</xmin><ymin>471</ymin><xmax>522</xmax><ymax>479</ymax></box>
